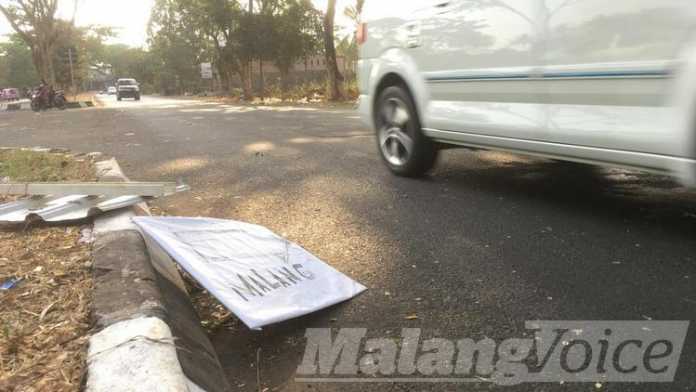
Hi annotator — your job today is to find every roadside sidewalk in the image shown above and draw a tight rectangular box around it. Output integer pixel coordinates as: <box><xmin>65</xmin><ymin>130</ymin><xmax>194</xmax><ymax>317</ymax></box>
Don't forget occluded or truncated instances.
<box><xmin>86</xmin><ymin>158</ymin><xmax>230</xmax><ymax>392</ymax></box>
<box><xmin>0</xmin><ymin>100</ymin><xmax>30</xmax><ymax>111</ymax></box>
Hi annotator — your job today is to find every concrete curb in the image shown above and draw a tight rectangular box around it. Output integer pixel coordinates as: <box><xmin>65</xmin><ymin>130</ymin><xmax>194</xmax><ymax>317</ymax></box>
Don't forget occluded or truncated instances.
<box><xmin>86</xmin><ymin>158</ymin><xmax>230</xmax><ymax>392</ymax></box>
<box><xmin>66</xmin><ymin>101</ymin><xmax>95</xmax><ymax>109</ymax></box>
<box><xmin>0</xmin><ymin>100</ymin><xmax>93</xmax><ymax>111</ymax></box>
<box><xmin>1</xmin><ymin>100</ymin><xmax>29</xmax><ymax>111</ymax></box>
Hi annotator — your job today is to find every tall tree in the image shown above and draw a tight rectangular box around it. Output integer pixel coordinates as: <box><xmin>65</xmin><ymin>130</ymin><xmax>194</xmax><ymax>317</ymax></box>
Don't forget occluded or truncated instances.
<box><xmin>149</xmin><ymin>0</ymin><xmax>217</xmax><ymax>95</ymax></box>
<box><xmin>340</xmin><ymin>0</ymin><xmax>365</xmax><ymax>75</ymax></box>
<box><xmin>0</xmin><ymin>0</ymin><xmax>65</xmax><ymax>84</ymax></box>
<box><xmin>343</xmin><ymin>0</ymin><xmax>364</xmax><ymax>25</ymax></box>
<box><xmin>0</xmin><ymin>34</ymin><xmax>39</xmax><ymax>87</ymax></box>
<box><xmin>322</xmin><ymin>0</ymin><xmax>343</xmax><ymax>101</ymax></box>
<box><xmin>189</xmin><ymin>0</ymin><xmax>254</xmax><ymax>98</ymax></box>
<box><xmin>262</xmin><ymin>0</ymin><xmax>322</xmax><ymax>92</ymax></box>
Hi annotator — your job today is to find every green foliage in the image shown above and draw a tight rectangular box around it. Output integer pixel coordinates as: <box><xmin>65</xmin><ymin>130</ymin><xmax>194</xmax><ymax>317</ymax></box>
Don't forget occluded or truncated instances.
<box><xmin>0</xmin><ymin>150</ymin><xmax>95</xmax><ymax>182</ymax></box>
<box><xmin>271</xmin><ymin>0</ymin><xmax>323</xmax><ymax>76</ymax></box>
<box><xmin>146</xmin><ymin>0</ymin><xmax>324</xmax><ymax>96</ymax></box>
<box><xmin>52</xmin><ymin>22</ymin><xmax>92</xmax><ymax>89</ymax></box>
<box><xmin>0</xmin><ymin>23</ymin><xmax>119</xmax><ymax>91</ymax></box>
<box><xmin>99</xmin><ymin>44</ymin><xmax>157</xmax><ymax>91</ymax></box>
<box><xmin>148</xmin><ymin>0</ymin><xmax>220</xmax><ymax>94</ymax></box>
<box><xmin>336</xmin><ymin>33</ymin><xmax>357</xmax><ymax>74</ymax></box>
<box><xmin>0</xmin><ymin>35</ymin><xmax>39</xmax><ymax>88</ymax></box>
<box><xmin>0</xmin><ymin>0</ymin><xmax>62</xmax><ymax>84</ymax></box>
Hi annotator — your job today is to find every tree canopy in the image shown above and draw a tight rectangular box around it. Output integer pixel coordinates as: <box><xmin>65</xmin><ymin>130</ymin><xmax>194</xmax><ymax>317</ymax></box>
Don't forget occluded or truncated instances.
<box><xmin>0</xmin><ymin>0</ymin><xmax>364</xmax><ymax>99</ymax></box>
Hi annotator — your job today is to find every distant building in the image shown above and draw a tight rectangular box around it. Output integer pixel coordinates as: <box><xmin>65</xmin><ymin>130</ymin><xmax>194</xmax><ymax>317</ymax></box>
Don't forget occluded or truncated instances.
<box><xmin>87</xmin><ymin>63</ymin><xmax>114</xmax><ymax>90</ymax></box>
<box><xmin>257</xmin><ymin>55</ymin><xmax>348</xmax><ymax>75</ymax></box>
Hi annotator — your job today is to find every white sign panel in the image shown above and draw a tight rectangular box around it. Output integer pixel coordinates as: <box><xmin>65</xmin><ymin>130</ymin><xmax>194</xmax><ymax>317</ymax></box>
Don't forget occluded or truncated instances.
<box><xmin>200</xmin><ymin>62</ymin><xmax>213</xmax><ymax>79</ymax></box>
<box><xmin>133</xmin><ymin>217</ymin><xmax>367</xmax><ymax>329</ymax></box>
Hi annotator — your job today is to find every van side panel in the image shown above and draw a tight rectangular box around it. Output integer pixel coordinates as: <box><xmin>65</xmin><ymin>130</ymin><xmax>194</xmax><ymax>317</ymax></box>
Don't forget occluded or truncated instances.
<box><xmin>543</xmin><ymin>0</ymin><xmax>696</xmax><ymax>158</ymax></box>
<box><xmin>415</xmin><ymin>0</ymin><xmax>546</xmax><ymax>141</ymax></box>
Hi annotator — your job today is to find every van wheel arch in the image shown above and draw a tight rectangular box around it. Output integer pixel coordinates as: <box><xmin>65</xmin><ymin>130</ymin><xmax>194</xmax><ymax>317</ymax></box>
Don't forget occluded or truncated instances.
<box><xmin>373</xmin><ymin>73</ymin><xmax>422</xmax><ymax>125</ymax></box>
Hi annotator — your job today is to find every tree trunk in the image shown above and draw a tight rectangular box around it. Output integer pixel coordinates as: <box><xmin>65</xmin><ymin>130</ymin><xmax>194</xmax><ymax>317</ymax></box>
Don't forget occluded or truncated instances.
<box><xmin>31</xmin><ymin>41</ymin><xmax>56</xmax><ymax>85</ymax></box>
<box><xmin>323</xmin><ymin>0</ymin><xmax>344</xmax><ymax>101</ymax></box>
<box><xmin>259</xmin><ymin>59</ymin><xmax>265</xmax><ymax>98</ymax></box>
<box><xmin>224</xmin><ymin>69</ymin><xmax>235</xmax><ymax>95</ymax></box>
<box><xmin>217</xmin><ymin>64</ymin><xmax>229</xmax><ymax>94</ymax></box>
<box><xmin>279</xmin><ymin>66</ymin><xmax>290</xmax><ymax>94</ymax></box>
<box><xmin>238</xmin><ymin>61</ymin><xmax>254</xmax><ymax>100</ymax></box>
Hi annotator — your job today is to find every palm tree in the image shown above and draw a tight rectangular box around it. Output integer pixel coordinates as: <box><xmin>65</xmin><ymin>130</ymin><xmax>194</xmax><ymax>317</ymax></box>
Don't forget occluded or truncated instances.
<box><xmin>344</xmin><ymin>0</ymin><xmax>365</xmax><ymax>25</ymax></box>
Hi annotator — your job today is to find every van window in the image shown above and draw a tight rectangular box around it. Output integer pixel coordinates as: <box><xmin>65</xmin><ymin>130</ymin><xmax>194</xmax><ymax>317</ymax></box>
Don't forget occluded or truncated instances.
<box><xmin>362</xmin><ymin>0</ymin><xmax>426</xmax><ymax>22</ymax></box>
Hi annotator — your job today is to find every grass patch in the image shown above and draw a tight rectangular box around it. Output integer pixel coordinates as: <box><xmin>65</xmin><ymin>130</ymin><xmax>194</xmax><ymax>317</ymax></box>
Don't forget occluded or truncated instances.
<box><xmin>0</xmin><ymin>150</ymin><xmax>95</xmax><ymax>183</ymax></box>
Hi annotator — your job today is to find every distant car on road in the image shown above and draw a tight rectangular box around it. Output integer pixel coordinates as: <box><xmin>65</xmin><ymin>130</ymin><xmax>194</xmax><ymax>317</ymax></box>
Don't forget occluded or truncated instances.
<box><xmin>116</xmin><ymin>78</ymin><xmax>140</xmax><ymax>101</ymax></box>
<box><xmin>1</xmin><ymin>88</ymin><xmax>20</xmax><ymax>101</ymax></box>
<box><xmin>358</xmin><ymin>1</ymin><xmax>696</xmax><ymax>186</ymax></box>
<box><xmin>107</xmin><ymin>86</ymin><xmax>117</xmax><ymax>95</ymax></box>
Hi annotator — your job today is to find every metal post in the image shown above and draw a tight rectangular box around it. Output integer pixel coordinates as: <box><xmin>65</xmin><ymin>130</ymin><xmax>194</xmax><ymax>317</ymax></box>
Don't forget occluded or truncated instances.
<box><xmin>248</xmin><ymin>0</ymin><xmax>253</xmax><ymax>95</ymax></box>
<box><xmin>68</xmin><ymin>48</ymin><xmax>76</xmax><ymax>97</ymax></box>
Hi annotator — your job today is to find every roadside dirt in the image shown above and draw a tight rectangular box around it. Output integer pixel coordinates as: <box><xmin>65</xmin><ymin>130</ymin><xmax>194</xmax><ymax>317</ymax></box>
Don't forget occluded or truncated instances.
<box><xmin>0</xmin><ymin>149</ymin><xmax>95</xmax><ymax>392</ymax></box>
<box><xmin>0</xmin><ymin>226</ymin><xmax>93</xmax><ymax>392</ymax></box>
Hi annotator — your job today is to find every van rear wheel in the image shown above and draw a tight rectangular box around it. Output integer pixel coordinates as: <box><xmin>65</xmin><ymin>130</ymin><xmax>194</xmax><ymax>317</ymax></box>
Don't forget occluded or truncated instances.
<box><xmin>375</xmin><ymin>86</ymin><xmax>438</xmax><ymax>177</ymax></box>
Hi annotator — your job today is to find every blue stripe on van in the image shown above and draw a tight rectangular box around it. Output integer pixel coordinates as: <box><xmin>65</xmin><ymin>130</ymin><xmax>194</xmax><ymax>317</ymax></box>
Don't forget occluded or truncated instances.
<box><xmin>426</xmin><ymin>69</ymin><xmax>672</xmax><ymax>82</ymax></box>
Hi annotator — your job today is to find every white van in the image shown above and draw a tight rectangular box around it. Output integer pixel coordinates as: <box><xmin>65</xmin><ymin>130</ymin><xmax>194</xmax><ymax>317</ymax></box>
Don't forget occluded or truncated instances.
<box><xmin>357</xmin><ymin>1</ymin><xmax>696</xmax><ymax>184</ymax></box>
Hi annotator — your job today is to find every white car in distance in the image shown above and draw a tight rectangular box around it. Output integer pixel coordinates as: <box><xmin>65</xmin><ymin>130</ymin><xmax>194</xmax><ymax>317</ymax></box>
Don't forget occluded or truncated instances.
<box><xmin>116</xmin><ymin>78</ymin><xmax>141</xmax><ymax>101</ymax></box>
<box><xmin>358</xmin><ymin>0</ymin><xmax>696</xmax><ymax>186</ymax></box>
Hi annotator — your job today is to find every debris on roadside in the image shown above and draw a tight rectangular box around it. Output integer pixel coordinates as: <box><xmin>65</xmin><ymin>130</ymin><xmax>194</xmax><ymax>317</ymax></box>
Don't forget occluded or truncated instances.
<box><xmin>0</xmin><ymin>148</ymin><xmax>96</xmax><ymax>391</ymax></box>
<box><xmin>0</xmin><ymin>181</ymin><xmax>189</xmax><ymax>225</ymax></box>
<box><xmin>0</xmin><ymin>225</ymin><xmax>93</xmax><ymax>391</ymax></box>
<box><xmin>0</xmin><ymin>181</ymin><xmax>186</xmax><ymax>197</ymax></box>
<box><xmin>0</xmin><ymin>277</ymin><xmax>22</xmax><ymax>290</ymax></box>
<box><xmin>78</xmin><ymin>227</ymin><xmax>94</xmax><ymax>244</ymax></box>
<box><xmin>133</xmin><ymin>216</ymin><xmax>367</xmax><ymax>330</ymax></box>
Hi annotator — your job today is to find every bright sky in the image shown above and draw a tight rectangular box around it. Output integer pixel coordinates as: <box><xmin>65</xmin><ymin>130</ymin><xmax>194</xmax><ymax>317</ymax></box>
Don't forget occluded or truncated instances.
<box><xmin>0</xmin><ymin>0</ymin><xmax>364</xmax><ymax>47</ymax></box>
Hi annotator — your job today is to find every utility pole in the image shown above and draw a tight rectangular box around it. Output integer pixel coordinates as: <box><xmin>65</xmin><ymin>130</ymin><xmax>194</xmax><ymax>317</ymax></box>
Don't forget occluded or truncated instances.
<box><xmin>68</xmin><ymin>48</ymin><xmax>76</xmax><ymax>98</ymax></box>
<box><xmin>248</xmin><ymin>0</ymin><xmax>254</xmax><ymax>97</ymax></box>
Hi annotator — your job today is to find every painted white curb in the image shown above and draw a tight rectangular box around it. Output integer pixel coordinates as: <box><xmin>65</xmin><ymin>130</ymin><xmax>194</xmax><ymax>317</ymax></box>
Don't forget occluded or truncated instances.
<box><xmin>86</xmin><ymin>317</ymin><xmax>193</xmax><ymax>392</ymax></box>
<box><xmin>86</xmin><ymin>158</ymin><xmax>209</xmax><ymax>392</ymax></box>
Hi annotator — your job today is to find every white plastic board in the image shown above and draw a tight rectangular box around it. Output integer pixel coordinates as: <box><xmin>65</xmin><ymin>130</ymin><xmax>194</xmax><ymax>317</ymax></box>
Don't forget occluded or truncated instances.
<box><xmin>132</xmin><ymin>217</ymin><xmax>367</xmax><ymax>329</ymax></box>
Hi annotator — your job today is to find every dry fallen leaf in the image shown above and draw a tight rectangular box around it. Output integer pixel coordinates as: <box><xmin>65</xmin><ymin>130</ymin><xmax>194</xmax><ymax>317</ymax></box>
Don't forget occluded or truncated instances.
<box><xmin>405</xmin><ymin>314</ymin><xmax>419</xmax><ymax>320</ymax></box>
<box><xmin>0</xmin><ymin>222</ymin><xmax>93</xmax><ymax>392</ymax></box>
<box><xmin>40</xmin><ymin>301</ymin><xmax>57</xmax><ymax>321</ymax></box>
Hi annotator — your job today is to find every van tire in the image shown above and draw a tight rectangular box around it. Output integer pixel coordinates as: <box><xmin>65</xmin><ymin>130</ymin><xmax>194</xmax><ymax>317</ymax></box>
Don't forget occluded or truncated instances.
<box><xmin>375</xmin><ymin>86</ymin><xmax>438</xmax><ymax>177</ymax></box>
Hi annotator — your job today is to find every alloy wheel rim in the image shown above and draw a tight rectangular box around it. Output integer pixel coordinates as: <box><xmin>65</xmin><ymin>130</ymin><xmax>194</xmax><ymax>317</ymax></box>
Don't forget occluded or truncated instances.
<box><xmin>378</xmin><ymin>97</ymin><xmax>414</xmax><ymax>166</ymax></box>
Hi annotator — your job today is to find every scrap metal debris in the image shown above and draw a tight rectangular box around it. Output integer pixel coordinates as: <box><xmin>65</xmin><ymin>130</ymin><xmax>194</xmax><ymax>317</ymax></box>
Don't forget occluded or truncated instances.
<box><xmin>0</xmin><ymin>182</ymin><xmax>189</xmax><ymax>225</ymax></box>
<box><xmin>0</xmin><ymin>182</ymin><xmax>185</xmax><ymax>197</ymax></box>
<box><xmin>0</xmin><ymin>277</ymin><xmax>21</xmax><ymax>290</ymax></box>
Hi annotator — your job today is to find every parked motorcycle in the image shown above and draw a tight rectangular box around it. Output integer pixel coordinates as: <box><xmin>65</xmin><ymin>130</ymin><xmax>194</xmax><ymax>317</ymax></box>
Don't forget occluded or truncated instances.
<box><xmin>31</xmin><ymin>88</ymin><xmax>67</xmax><ymax>112</ymax></box>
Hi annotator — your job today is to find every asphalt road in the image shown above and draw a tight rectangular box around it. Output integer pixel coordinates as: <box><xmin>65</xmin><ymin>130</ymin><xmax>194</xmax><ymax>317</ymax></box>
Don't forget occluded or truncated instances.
<box><xmin>2</xmin><ymin>95</ymin><xmax>695</xmax><ymax>391</ymax></box>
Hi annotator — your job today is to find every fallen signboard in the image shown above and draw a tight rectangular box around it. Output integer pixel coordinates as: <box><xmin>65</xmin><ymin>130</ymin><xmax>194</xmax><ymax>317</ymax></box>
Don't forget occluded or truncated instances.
<box><xmin>132</xmin><ymin>216</ymin><xmax>367</xmax><ymax>329</ymax></box>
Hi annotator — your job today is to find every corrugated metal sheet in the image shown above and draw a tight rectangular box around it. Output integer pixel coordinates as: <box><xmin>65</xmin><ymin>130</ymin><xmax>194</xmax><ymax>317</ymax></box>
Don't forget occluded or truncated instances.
<box><xmin>0</xmin><ymin>194</ymin><xmax>147</xmax><ymax>224</ymax></box>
